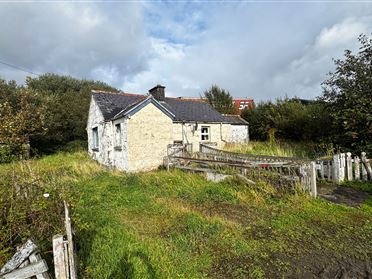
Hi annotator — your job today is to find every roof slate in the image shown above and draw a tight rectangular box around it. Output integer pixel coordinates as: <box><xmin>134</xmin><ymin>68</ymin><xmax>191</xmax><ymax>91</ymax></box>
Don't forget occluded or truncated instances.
<box><xmin>223</xmin><ymin>115</ymin><xmax>249</xmax><ymax>125</ymax></box>
<box><xmin>93</xmin><ymin>92</ymin><xmax>146</xmax><ymax>120</ymax></box>
<box><xmin>92</xmin><ymin>91</ymin><xmax>227</xmax><ymax>123</ymax></box>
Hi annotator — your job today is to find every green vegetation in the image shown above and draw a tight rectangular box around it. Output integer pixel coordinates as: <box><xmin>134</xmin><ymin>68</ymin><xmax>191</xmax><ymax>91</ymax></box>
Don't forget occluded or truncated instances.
<box><xmin>1</xmin><ymin>151</ymin><xmax>371</xmax><ymax>278</ymax></box>
<box><xmin>203</xmin><ymin>85</ymin><xmax>237</xmax><ymax>114</ymax></box>
<box><xmin>224</xmin><ymin>141</ymin><xmax>333</xmax><ymax>159</ymax></box>
<box><xmin>0</xmin><ymin>74</ymin><xmax>118</xmax><ymax>160</ymax></box>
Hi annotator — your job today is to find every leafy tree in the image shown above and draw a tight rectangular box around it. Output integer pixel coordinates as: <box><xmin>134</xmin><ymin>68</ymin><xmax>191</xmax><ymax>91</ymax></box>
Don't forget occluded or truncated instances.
<box><xmin>26</xmin><ymin>74</ymin><xmax>118</xmax><ymax>153</ymax></box>
<box><xmin>0</xmin><ymin>82</ymin><xmax>46</xmax><ymax>161</ymax></box>
<box><xmin>321</xmin><ymin>34</ymin><xmax>372</xmax><ymax>153</ymax></box>
<box><xmin>203</xmin><ymin>85</ymin><xmax>237</xmax><ymax>114</ymax></box>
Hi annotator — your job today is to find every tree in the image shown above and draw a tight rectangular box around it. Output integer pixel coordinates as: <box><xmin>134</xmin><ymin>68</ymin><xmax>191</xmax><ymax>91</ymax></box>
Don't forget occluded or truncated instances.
<box><xmin>203</xmin><ymin>85</ymin><xmax>237</xmax><ymax>114</ymax></box>
<box><xmin>0</xmin><ymin>82</ymin><xmax>46</xmax><ymax>161</ymax></box>
<box><xmin>26</xmin><ymin>74</ymin><xmax>118</xmax><ymax>153</ymax></box>
<box><xmin>321</xmin><ymin>34</ymin><xmax>372</xmax><ymax>153</ymax></box>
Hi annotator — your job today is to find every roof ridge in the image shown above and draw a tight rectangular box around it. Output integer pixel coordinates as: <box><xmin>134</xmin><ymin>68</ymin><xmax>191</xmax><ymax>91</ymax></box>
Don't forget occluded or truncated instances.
<box><xmin>166</xmin><ymin>97</ymin><xmax>206</xmax><ymax>102</ymax></box>
<box><xmin>92</xmin><ymin>89</ymin><xmax>146</xmax><ymax>97</ymax></box>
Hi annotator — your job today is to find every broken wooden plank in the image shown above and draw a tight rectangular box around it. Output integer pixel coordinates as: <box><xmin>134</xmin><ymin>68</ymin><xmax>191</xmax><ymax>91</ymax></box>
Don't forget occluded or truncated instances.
<box><xmin>1</xmin><ymin>260</ymin><xmax>48</xmax><ymax>279</ymax></box>
<box><xmin>29</xmin><ymin>252</ymin><xmax>51</xmax><ymax>279</ymax></box>
<box><xmin>53</xmin><ymin>235</ymin><xmax>68</xmax><ymax>279</ymax></box>
<box><xmin>0</xmin><ymin>239</ymin><xmax>37</xmax><ymax>275</ymax></box>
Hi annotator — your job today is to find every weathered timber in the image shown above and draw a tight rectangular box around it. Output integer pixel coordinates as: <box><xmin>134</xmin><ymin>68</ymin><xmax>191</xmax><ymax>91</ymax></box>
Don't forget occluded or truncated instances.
<box><xmin>346</xmin><ymin>152</ymin><xmax>352</xmax><ymax>181</ymax></box>
<box><xmin>361</xmin><ymin>152</ymin><xmax>372</xmax><ymax>180</ymax></box>
<box><xmin>354</xmin><ymin>156</ymin><xmax>360</xmax><ymax>180</ymax></box>
<box><xmin>199</xmin><ymin>144</ymin><xmax>308</xmax><ymax>163</ymax></box>
<box><xmin>310</xmin><ymin>162</ymin><xmax>317</xmax><ymax>198</ymax></box>
<box><xmin>53</xmin><ymin>235</ymin><xmax>68</xmax><ymax>279</ymax></box>
<box><xmin>29</xmin><ymin>252</ymin><xmax>51</xmax><ymax>279</ymax></box>
<box><xmin>0</xmin><ymin>239</ymin><xmax>37</xmax><ymax>275</ymax></box>
<box><xmin>64</xmin><ymin>201</ymin><xmax>77</xmax><ymax>279</ymax></box>
<box><xmin>1</xmin><ymin>260</ymin><xmax>48</xmax><ymax>279</ymax></box>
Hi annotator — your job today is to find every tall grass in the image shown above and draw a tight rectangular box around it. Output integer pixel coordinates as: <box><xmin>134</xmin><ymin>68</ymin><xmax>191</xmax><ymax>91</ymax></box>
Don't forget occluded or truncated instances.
<box><xmin>224</xmin><ymin>141</ymin><xmax>333</xmax><ymax>159</ymax></box>
<box><xmin>1</xmin><ymin>151</ymin><xmax>371</xmax><ymax>278</ymax></box>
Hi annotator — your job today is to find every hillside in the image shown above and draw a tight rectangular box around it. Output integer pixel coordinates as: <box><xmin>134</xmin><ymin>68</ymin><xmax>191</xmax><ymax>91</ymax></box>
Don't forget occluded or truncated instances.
<box><xmin>0</xmin><ymin>151</ymin><xmax>371</xmax><ymax>278</ymax></box>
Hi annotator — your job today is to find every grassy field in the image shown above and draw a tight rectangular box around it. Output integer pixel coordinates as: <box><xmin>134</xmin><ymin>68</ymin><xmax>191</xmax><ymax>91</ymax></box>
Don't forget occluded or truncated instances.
<box><xmin>0</xmin><ymin>150</ymin><xmax>371</xmax><ymax>278</ymax></box>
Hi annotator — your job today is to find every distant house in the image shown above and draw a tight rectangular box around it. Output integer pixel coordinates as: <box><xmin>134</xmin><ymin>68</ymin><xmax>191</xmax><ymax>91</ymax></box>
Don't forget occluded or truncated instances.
<box><xmin>87</xmin><ymin>85</ymin><xmax>249</xmax><ymax>172</ymax></box>
<box><xmin>233</xmin><ymin>98</ymin><xmax>254</xmax><ymax>112</ymax></box>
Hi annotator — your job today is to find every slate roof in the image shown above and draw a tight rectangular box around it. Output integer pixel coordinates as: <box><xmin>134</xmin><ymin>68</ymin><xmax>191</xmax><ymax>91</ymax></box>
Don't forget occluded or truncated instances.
<box><xmin>163</xmin><ymin>98</ymin><xmax>226</xmax><ymax>123</ymax></box>
<box><xmin>92</xmin><ymin>92</ymin><xmax>146</xmax><ymax>120</ymax></box>
<box><xmin>223</xmin><ymin>115</ymin><xmax>249</xmax><ymax>125</ymax></box>
<box><xmin>92</xmin><ymin>91</ymin><xmax>227</xmax><ymax>123</ymax></box>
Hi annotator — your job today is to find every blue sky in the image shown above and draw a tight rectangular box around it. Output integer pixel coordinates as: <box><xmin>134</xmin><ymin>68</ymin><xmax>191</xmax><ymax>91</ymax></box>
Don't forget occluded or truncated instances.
<box><xmin>0</xmin><ymin>1</ymin><xmax>371</xmax><ymax>101</ymax></box>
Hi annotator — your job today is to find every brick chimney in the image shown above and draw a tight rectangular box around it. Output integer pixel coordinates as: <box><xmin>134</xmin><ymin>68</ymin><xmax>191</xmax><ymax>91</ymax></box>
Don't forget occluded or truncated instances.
<box><xmin>149</xmin><ymin>84</ymin><xmax>165</xmax><ymax>101</ymax></box>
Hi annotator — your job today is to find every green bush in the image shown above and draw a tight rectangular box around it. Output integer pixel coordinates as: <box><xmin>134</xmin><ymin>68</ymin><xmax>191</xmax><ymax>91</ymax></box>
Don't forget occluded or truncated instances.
<box><xmin>0</xmin><ymin>145</ymin><xmax>15</xmax><ymax>163</ymax></box>
<box><xmin>241</xmin><ymin>98</ymin><xmax>332</xmax><ymax>143</ymax></box>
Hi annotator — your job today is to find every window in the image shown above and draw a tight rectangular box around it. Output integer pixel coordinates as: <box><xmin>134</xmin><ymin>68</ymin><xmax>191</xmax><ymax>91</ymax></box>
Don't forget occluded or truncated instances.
<box><xmin>92</xmin><ymin>127</ymin><xmax>99</xmax><ymax>150</ymax></box>
<box><xmin>115</xmin><ymin>123</ymin><xmax>122</xmax><ymax>147</ymax></box>
<box><xmin>201</xmin><ymin>126</ymin><xmax>210</xmax><ymax>141</ymax></box>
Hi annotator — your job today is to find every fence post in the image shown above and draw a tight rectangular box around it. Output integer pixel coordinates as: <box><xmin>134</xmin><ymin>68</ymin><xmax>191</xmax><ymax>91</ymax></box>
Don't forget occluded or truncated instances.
<box><xmin>361</xmin><ymin>152</ymin><xmax>372</xmax><ymax>180</ymax></box>
<box><xmin>327</xmin><ymin>161</ymin><xmax>332</xmax><ymax>180</ymax></box>
<box><xmin>333</xmin><ymin>154</ymin><xmax>340</xmax><ymax>183</ymax></box>
<box><xmin>310</xmin><ymin>161</ymin><xmax>317</xmax><ymax>198</ymax></box>
<box><xmin>346</xmin><ymin>152</ymin><xmax>353</xmax><ymax>181</ymax></box>
<box><xmin>319</xmin><ymin>162</ymin><xmax>324</xmax><ymax>180</ymax></box>
<box><xmin>339</xmin><ymin>153</ymin><xmax>345</xmax><ymax>182</ymax></box>
<box><xmin>64</xmin><ymin>202</ymin><xmax>77</xmax><ymax>279</ymax></box>
<box><xmin>361</xmin><ymin>152</ymin><xmax>369</xmax><ymax>181</ymax></box>
<box><xmin>53</xmin><ymin>235</ymin><xmax>68</xmax><ymax>279</ymax></box>
<box><xmin>354</xmin><ymin>156</ymin><xmax>360</xmax><ymax>180</ymax></box>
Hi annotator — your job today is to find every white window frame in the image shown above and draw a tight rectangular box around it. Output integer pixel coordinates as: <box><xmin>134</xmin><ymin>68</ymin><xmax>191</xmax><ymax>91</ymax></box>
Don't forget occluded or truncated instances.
<box><xmin>115</xmin><ymin>123</ymin><xmax>122</xmax><ymax>147</ymax></box>
<box><xmin>201</xmin><ymin>126</ymin><xmax>210</xmax><ymax>141</ymax></box>
<box><xmin>92</xmin><ymin>127</ymin><xmax>99</xmax><ymax>150</ymax></box>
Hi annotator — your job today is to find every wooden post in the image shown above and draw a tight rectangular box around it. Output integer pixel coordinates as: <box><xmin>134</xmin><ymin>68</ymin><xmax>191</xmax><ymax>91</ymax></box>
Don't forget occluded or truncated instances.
<box><xmin>310</xmin><ymin>162</ymin><xmax>317</xmax><ymax>198</ymax></box>
<box><xmin>327</xmin><ymin>161</ymin><xmax>332</xmax><ymax>181</ymax></box>
<box><xmin>346</xmin><ymin>152</ymin><xmax>353</xmax><ymax>181</ymax></box>
<box><xmin>354</xmin><ymin>156</ymin><xmax>360</xmax><ymax>180</ymax></box>
<box><xmin>320</xmin><ymin>162</ymin><xmax>324</xmax><ymax>180</ymax></box>
<box><xmin>333</xmin><ymin>154</ymin><xmax>340</xmax><ymax>183</ymax></box>
<box><xmin>53</xmin><ymin>235</ymin><xmax>68</xmax><ymax>279</ymax></box>
<box><xmin>361</xmin><ymin>152</ymin><xmax>372</xmax><ymax>180</ymax></box>
<box><xmin>339</xmin><ymin>153</ymin><xmax>345</xmax><ymax>182</ymax></box>
<box><xmin>361</xmin><ymin>152</ymin><xmax>368</xmax><ymax>180</ymax></box>
<box><xmin>64</xmin><ymin>201</ymin><xmax>77</xmax><ymax>279</ymax></box>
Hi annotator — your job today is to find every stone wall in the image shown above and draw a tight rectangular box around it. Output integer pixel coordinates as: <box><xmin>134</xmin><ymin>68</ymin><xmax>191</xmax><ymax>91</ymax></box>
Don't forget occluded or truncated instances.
<box><xmin>230</xmin><ymin>125</ymin><xmax>249</xmax><ymax>143</ymax></box>
<box><xmin>87</xmin><ymin>97</ymin><xmax>110</xmax><ymax>166</ymax></box>
<box><xmin>172</xmin><ymin>122</ymin><xmax>231</xmax><ymax>151</ymax></box>
<box><xmin>127</xmin><ymin>102</ymin><xmax>173</xmax><ymax>172</ymax></box>
<box><xmin>111</xmin><ymin>118</ymin><xmax>129</xmax><ymax>171</ymax></box>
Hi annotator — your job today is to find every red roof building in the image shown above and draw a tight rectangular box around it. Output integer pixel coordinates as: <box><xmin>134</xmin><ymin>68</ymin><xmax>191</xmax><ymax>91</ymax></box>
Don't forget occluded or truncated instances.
<box><xmin>233</xmin><ymin>99</ymin><xmax>254</xmax><ymax>111</ymax></box>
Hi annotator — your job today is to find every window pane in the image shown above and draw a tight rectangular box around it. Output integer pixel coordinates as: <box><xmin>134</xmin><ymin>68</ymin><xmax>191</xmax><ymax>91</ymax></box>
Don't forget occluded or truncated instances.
<box><xmin>115</xmin><ymin>124</ymin><xmax>121</xmax><ymax>145</ymax></box>
<box><xmin>92</xmin><ymin>127</ymin><xmax>98</xmax><ymax>148</ymax></box>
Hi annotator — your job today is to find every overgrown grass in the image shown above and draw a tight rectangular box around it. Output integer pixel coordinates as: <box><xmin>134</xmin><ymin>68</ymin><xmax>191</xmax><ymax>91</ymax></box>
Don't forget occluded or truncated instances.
<box><xmin>1</xmin><ymin>152</ymin><xmax>371</xmax><ymax>278</ymax></box>
<box><xmin>224</xmin><ymin>141</ymin><xmax>333</xmax><ymax>159</ymax></box>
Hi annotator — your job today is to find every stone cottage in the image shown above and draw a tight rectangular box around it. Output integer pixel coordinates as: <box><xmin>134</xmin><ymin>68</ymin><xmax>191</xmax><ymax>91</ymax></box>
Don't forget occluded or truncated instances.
<box><xmin>87</xmin><ymin>85</ymin><xmax>249</xmax><ymax>172</ymax></box>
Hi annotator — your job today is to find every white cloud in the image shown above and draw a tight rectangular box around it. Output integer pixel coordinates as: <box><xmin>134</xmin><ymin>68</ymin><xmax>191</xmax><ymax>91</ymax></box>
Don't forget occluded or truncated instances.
<box><xmin>0</xmin><ymin>2</ymin><xmax>150</xmax><ymax>86</ymax></box>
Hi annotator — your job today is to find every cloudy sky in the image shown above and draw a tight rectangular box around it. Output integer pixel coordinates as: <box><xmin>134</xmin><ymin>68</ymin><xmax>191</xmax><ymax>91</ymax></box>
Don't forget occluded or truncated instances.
<box><xmin>0</xmin><ymin>1</ymin><xmax>371</xmax><ymax>101</ymax></box>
